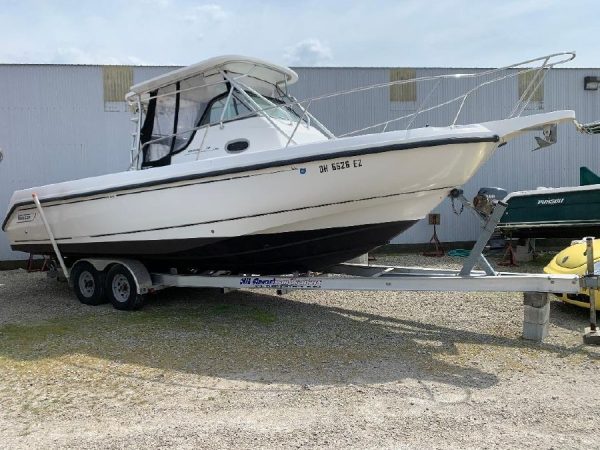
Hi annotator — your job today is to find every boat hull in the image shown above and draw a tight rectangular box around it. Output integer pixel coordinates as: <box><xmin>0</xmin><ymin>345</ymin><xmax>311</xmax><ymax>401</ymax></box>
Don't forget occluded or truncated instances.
<box><xmin>12</xmin><ymin>220</ymin><xmax>417</xmax><ymax>273</ymax></box>
<box><xmin>498</xmin><ymin>185</ymin><xmax>600</xmax><ymax>239</ymax></box>
<box><xmin>4</xmin><ymin>131</ymin><xmax>501</xmax><ymax>273</ymax></box>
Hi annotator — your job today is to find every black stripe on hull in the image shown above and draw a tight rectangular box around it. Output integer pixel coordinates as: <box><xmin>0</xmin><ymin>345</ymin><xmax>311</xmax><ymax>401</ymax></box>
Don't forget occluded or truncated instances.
<box><xmin>2</xmin><ymin>135</ymin><xmax>499</xmax><ymax>231</ymax></box>
<box><xmin>12</xmin><ymin>220</ymin><xmax>417</xmax><ymax>274</ymax></box>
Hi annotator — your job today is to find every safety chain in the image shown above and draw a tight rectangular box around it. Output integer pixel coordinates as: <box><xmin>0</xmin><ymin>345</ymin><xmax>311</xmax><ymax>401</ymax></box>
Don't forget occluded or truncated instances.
<box><xmin>451</xmin><ymin>196</ymin><xmax>464</xmax><ymax>215</ymax></box>
<box><xmin>576</xmin><ymin>120</ymin><xmax>600</xmax><ymax>135</ymax></box>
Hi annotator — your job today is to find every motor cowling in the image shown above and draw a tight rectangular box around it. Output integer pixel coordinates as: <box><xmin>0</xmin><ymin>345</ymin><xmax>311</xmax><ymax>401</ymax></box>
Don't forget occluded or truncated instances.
<box><xmin>473</xmin><ymin>187</ymin><xmax>508</xmax><ymax>216</ymax></box>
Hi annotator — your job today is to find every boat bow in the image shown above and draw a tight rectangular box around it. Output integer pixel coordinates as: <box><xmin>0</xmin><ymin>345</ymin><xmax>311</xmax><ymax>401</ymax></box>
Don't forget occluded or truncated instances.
<box><xmin>479</xmin><ymin>110</ymin><xmax>576</xmax><ymax>143</ymax></box>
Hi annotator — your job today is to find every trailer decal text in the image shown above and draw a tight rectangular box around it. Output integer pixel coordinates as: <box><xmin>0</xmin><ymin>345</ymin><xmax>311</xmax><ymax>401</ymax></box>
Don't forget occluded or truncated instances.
<box><xmin>240</xmin><ymin>277</ymin><xmax>322</xmax><ymax>289</ymax></box>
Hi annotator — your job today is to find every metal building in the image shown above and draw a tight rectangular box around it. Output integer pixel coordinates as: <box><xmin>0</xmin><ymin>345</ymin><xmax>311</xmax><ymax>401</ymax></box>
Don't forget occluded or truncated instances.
<box><xmin>0</xmin><ymin>63</ymin><xmax>599</xmax><ymax>262</ymax></box>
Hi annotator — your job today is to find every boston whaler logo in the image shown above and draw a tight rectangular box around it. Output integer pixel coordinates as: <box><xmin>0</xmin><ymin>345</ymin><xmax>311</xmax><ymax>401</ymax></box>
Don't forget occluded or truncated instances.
<box><xmin>537</xmin><ymin>198</ymin><xmax>565</xmax><ymax>205</ymax></box>
<box><xmin>16</xmin><ymin>212</ymin><xmax>36</xmax><ymax>223</ymax></box>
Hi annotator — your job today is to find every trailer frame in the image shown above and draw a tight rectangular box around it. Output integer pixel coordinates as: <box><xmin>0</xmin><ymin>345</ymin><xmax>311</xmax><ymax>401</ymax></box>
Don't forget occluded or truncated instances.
<box><xmin>37</xmin><ymin>191</ymin><xmax>600</xmax><ymax>341</ymax></box>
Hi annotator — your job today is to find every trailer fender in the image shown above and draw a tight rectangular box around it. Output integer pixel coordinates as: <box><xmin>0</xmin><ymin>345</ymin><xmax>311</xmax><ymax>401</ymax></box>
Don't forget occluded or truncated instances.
<box><xmin>70</xmin><ymin>258</ymin><xmax>153</xmax><ymax>294</ymax></box>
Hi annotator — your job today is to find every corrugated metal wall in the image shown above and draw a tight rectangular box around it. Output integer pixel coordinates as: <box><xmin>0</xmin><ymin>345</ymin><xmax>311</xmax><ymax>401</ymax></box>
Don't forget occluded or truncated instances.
<box><xmin>0</xmin><ymin>64</ymin><xmax>599</xmax><ymax>260</ymax></box>
<box><xmin>0</xmin><ymin>64</ymin><xmax>173</xmax><ymax>261</ymax></box>
<box><xmin>290</xmin><ymin>66</ymin><xmax>600</xmax><ymax>245</ymax></box>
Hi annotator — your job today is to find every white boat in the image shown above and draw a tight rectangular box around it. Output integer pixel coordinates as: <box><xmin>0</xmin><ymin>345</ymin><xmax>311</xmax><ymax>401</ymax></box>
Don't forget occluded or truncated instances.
<box><xmin>1</xmin><ymin>53</ymin><xmax>584</xmax><ymax>274</ymax></box>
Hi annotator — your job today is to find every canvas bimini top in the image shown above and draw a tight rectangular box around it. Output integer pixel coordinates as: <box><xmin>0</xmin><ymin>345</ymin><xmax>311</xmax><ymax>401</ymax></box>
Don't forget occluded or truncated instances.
<box><xmin>126</xmin><ymin>55</ymin><xmax>299</xmax><ymax>99</ymax></box>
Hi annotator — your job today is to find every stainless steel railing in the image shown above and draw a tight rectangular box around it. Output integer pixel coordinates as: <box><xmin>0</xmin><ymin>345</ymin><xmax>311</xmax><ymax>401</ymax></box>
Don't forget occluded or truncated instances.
<box><xmin>127</xmin><ymin>51</ymin><xmax>576</xmax><ymax>170</ymax></box>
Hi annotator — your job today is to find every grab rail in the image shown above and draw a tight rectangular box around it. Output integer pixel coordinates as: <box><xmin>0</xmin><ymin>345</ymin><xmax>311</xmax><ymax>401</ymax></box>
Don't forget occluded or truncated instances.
<box><xmin>127</xmin><ymin>51</ymin><xmax>576</xmax><ymax>170</ymax></box>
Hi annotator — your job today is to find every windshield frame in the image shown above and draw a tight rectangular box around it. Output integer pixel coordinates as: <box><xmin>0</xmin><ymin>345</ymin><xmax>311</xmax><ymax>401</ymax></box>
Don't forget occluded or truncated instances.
<box><xmin>135</xmin><ymin>71</ymin><xmax>333</xmax><ymax>169</ymax></box>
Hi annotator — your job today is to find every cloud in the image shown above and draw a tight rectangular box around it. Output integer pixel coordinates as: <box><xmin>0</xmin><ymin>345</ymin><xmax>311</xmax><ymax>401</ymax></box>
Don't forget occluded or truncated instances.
<box><xmin>186</xmin><ymin>4</ymin><xmax>228</xmax><ymax>24</ymax></box>
<box><xmin>0</xmin><ymin>0</ymin><xmax>597</xmax><ymax>67</ymax></box>
<box><xmin>135</xmin><ymin>0</ymin><xmax>171</xmax><ymax>7</ymax></box>
<box><xmin>284</xmin><ymin>39</ymin><xmax>332</xmax><ymax>66</ymax></box>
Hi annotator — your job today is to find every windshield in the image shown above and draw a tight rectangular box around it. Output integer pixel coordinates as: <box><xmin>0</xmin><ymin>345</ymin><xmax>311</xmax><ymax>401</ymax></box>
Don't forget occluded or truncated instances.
<box><xmin>199</xmin><ymin>90</ymin><xmax>303</xmax><ymax>127</ymax></box>
<box><xmin>246</xmin><ymin>91</ymin><xmax>302</xmax><ymax>122</ymax></box>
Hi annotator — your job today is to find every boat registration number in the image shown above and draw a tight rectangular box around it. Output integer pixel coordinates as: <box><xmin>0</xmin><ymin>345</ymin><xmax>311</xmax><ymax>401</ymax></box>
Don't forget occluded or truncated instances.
<box><xmin>319</xmin><ymin>159</ymin><xmax>362</xmax><ymax>174</ymax></box>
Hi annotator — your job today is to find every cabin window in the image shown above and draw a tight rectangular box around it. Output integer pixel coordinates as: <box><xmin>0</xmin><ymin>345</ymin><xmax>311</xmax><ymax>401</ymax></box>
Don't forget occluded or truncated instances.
<box><xmin>141</xmin><ymin>75</ymin><xmax>224</xmax><ymax>167</ymax></box>
<box><xmin>143</xmin><ymin>84</ymin><xmax>178</xmax><ymax>165</ymax></box>
<box><xmin>226</xmin><ymin>139</ymin><xmax>249</xmax><ymax>153</ymax></box>
<box><xmin>201</xmin><ymin>94</ymin><xmax>253</xmax><ymax>126</ymax></box>
<box><xmin>173</xmin><ymin>74</ymin><xmax>215</xmax><ymax>151</ymax></box>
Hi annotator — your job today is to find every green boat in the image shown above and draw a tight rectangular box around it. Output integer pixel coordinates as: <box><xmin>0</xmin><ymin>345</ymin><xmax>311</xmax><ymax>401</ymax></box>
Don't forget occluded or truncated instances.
<box><xmin>497</xmin><ymin>167</ymin><xmax>600</xmax><ymax>238</ymax></box>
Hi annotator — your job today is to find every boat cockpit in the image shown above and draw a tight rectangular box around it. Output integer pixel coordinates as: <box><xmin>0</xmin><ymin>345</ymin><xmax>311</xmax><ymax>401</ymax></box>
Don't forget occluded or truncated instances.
<box><xmin>125</xmin><ymin>56</ymin><xmax>333</xmax><ymax>170</ymax></box>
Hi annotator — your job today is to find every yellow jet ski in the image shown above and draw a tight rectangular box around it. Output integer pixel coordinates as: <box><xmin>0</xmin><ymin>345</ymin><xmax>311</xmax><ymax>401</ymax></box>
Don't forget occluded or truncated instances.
<box><xmin>544</xmin><ymin>239</ymin><xmax>600</xmax><ymax>309</ymax></box>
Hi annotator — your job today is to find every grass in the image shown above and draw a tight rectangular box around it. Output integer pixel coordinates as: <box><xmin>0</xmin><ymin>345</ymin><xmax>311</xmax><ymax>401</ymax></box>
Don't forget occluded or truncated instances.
<box><xmin>0</xmin><ymin>322</ymin><xmax>72</xmax><ymax>341</ymax></box>
<box><xmin>0</xmin><ymin>290</ymin><xmax>462</xmax><ymax>385</ymax></box>
<box><xmin>0</xmin><ymin>299</ymin><xmax>278</xmax><ymax>366</ymax></box>
<box><xmin>210</xmin><ymin>303</ymin><xmax>277</xmax><ymax>324</ymax></box>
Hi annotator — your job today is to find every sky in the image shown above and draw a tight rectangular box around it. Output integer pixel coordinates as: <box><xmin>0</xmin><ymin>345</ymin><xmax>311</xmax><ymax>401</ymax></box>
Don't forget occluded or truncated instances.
<box><xmin>0</xmin><ymin>0</ymin><xmax>598</xmax><ymax>68</ymax></box>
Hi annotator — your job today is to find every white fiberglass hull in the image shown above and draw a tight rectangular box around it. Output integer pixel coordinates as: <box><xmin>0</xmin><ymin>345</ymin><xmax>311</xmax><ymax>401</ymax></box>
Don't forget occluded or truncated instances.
<box><xmin>2</xmin><ymin>111</ymin><xmax>574</xmax><ymax>273</ymax></box>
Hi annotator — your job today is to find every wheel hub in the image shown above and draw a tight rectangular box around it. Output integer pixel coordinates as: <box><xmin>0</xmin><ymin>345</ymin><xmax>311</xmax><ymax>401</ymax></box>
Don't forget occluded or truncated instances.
<box><xmin>78</xmin><ymin>271</ymin><xmax>95</xmax><ymax>298</ymax></box>
<box><xmin>112</xmin><ymin>274</ymin><xmax>131</xmax><ymax>303</ymax></box>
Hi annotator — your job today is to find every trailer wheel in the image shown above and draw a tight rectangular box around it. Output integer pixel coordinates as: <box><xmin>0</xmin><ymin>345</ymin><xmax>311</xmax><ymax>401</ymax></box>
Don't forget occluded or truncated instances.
<box><xmin>105</xmin><ymin>264</ymin><xmax>145</xmax><ymax>310</ymax></box>
<box><xmin>71</xmin><ymin>262</ymin><xmax>107</xmax><ymax>305</ymax></box>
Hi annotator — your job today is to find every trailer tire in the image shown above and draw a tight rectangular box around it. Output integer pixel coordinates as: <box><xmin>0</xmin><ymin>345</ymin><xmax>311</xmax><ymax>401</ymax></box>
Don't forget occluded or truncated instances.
<box><xmin>105</xmin><ymin>264</ymin><xmax>145</xmax><ymax>310</ymax></box>
<box><xmin>71</xmin><ymin>262</ymin><xmax>107</xmax><ymax>305</ymax></box>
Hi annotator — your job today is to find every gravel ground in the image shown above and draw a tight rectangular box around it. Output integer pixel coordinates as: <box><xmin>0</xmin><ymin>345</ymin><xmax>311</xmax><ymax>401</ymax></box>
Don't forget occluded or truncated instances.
<box><xmin>1</xmin><ymin>253</ymin><xmax>600</xmax><ymax>449</ymax></box>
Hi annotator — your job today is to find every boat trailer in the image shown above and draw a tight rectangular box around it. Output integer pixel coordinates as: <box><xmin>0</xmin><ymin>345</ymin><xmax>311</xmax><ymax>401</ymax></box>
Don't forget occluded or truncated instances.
<box><xmin>33</xmin><ymin>192</ymin><xmax>600</xmax><ymax>344</ymax></box>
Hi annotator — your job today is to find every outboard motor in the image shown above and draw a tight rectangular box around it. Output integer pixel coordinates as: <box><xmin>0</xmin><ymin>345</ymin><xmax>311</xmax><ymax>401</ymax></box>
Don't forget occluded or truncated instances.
<box><xmin>473</xmin><ymin>187</ymin><xmax>508</xmax><ymax>216</ymax></box>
